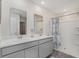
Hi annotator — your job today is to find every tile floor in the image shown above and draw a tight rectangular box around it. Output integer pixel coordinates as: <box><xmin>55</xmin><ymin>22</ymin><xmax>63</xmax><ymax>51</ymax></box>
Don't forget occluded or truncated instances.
<box><xmin>49</xmin><ymin>50</ymin><xmax>75</xmax><ymax>58</ymax></box>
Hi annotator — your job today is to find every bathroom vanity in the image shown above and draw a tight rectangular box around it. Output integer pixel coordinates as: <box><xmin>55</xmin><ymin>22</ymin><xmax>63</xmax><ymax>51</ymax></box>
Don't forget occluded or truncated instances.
<box><xmin>0</xmin><ymin>36</ymin><xmax>53</xmax><ymax>58</ymax></box>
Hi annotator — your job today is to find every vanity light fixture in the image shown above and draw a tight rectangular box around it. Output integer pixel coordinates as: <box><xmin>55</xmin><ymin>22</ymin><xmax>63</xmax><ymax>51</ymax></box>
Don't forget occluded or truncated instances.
<box><xmin>63</xmin><ymin>9</ymin><xmax>67</xmax><ymax>12</ymax></box>
<box><xmin>41</xmin><ymin>1</ymin><xmax>45</xmax><ymax>5</ymax></box>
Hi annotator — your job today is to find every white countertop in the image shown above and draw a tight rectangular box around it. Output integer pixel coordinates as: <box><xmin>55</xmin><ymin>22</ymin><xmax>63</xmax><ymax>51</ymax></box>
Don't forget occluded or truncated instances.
<box><xmin>0</xmin><ymin>35</ymin><xmax>53</xmax><ymax>48</ymax></box>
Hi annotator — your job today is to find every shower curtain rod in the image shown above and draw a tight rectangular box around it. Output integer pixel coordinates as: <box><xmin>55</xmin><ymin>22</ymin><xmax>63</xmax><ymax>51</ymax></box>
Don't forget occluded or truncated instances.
<box><xmin>56</xmin><ymin>11</ymin><xmax>79</xmax><ymax>18</ymax></box>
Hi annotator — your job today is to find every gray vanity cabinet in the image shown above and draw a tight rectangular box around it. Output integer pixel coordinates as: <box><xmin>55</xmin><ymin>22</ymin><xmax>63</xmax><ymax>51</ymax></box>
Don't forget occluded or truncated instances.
<box><xmin>39</xmin><ymin>40</ymin><xmax>53</xmax><ymax>58</ymax></box>
<box><xmin>1</xmin><ymin>37</ymin><xmax>53</xmax><ymax>58</ymax></box>
<box><xmin>2</xmin><ymin>40</ymin><xmax>39</xmax><ymax>58</ymax></box>
<box><xmin>2</xmin><ymin>44</ymin><xmax>25</xmax><ymax>58</ymax></box>
<box><xmin>25</xmin><ymin>46</ymin><xmax>38</xmax><ymax>58</ymax></box>
<box><xmin>4</xmin><ymin>50</ymin><xmax>25</xmax><ymax>58</ymax></box>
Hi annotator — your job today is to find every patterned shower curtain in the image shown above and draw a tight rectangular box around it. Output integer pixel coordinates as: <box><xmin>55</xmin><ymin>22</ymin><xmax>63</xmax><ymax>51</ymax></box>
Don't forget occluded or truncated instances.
<box><xmin>52</xmin><ymin>17</ymin><xmax>61</xmax><ymax>49</ymax></box>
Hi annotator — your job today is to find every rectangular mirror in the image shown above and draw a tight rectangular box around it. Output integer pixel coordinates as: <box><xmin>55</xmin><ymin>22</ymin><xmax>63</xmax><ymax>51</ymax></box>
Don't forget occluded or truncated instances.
<box><xmin>34</xmin><ymin>14</ymin><xmax>43</xmax><ymax>35</ymax></box>
<box><xmin>10</xmin><ymin>8</ymin><xmax>27</xmax><ymax>35</ymax></box>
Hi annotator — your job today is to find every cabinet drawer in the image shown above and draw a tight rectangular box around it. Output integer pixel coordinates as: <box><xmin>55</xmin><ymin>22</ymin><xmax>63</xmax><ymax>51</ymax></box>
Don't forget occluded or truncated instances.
<box><xmin>2</xmin><ymin>44</ymin><xmax>25</xmax><ymax>56</ymax></box>
<box><xmin>3</xmin><ymin>50</ymin><xmax>25</xmax><ymax>58</ymax></box>
<box><xmin>24</xmin><ymin>41</ymin><xmax>38</xmax><ymax>49</ymax></box>
<box><xmin>39</xmin><ymin>38</ymin><xmax>53</xmax><ymax>44</ymax></box>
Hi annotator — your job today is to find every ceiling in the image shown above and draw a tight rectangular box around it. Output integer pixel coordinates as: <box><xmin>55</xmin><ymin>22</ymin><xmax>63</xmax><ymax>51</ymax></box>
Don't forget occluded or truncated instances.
<box><xmin>31</xmin><ymin>0</ymin><xmax>79</xmax><ymax>14</ymax></box>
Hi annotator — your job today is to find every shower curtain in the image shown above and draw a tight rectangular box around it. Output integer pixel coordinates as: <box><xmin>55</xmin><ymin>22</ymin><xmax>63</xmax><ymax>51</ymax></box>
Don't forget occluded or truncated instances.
<box><xmin>52</xmin><ymin>17</ymin><xmax>61</xmax><ymax>49</ymax></box>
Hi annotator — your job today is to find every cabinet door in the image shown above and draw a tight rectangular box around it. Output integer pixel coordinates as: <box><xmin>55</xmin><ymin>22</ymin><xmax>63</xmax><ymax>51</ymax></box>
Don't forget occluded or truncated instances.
<box><xmin>3</xmin><ymin>51</ymin><xmax>25</xmax><ymax>58</ymax></box>
<box><xmin>39</xmin><ymin>41</ymin><xmax>53</xmax><ymax>58</ymax></box>
<box><xmin>47</xmin><ymin>41</ymin><xmax>53</xmax><ymax>53</ymax></box>
<box><xmin>25</xmin><ymin>46</ymin><xmax>38</xmax><ymax>58</ymax></box>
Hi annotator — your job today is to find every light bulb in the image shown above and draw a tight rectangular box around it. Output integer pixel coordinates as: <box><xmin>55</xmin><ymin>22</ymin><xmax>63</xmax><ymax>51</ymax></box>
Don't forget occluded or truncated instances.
<box><xmin>41</xmin><ymin>1</ymin><xmax>45</xmax><ymax>5</ymax></box>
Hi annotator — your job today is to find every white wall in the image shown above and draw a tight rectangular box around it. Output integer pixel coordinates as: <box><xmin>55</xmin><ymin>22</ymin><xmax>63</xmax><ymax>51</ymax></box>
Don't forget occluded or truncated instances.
<box><xmin>1</xmin><ymin>0</ymin><xmax>54</xmax><ymax>40</ymax></box>
<box><xmin>57</xmin><ymin>12</ymin><xmax>79</xmax><ymax>57</ymax></box>
<box><xmin>0</xmin><ymin>0</ymin><xmax>1</xmax><ymax>41</ymax></box>
<box><xmin>1</xmin><ymin>0</ymin><xmax>79</xmax><ymax>57</ymax></box>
